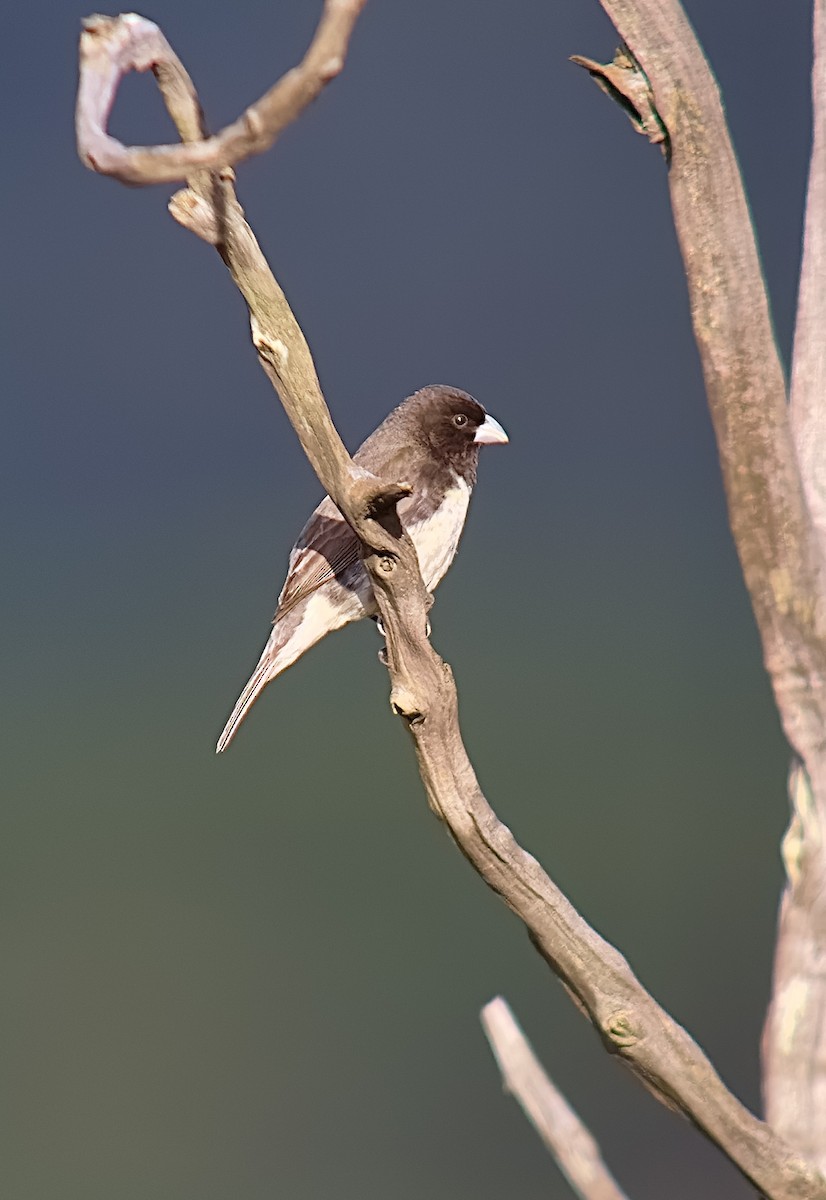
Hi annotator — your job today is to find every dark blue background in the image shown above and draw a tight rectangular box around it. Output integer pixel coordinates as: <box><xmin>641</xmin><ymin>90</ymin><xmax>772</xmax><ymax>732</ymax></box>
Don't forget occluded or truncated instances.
<box><xmin>2</xmin><ymin>2</ymin><xmax>810</xmax><ymax>1196</ymax></box>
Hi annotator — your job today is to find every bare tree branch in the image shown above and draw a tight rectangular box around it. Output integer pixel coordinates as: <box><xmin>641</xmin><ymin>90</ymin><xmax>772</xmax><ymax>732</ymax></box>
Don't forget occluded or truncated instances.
<box><xmin>791</xmin><ymin>0</ymin><xmax>826</xmax><ymax>553</ymax></box>
<box><xmin>482</xmin><ymin>997</ymin><xmax>630</xmax><ymax>1200</ymax></box>
<box><xmin>171</xmin><ymin>176</ymin><xmax>407</xmax><ymax>524</ymax></box>
<box><xmin>103</xmin><ymin>6</ymin><xmax>407</xmax><ymax>533</ymax></box>
<box><xmin>394</xmin><ymin>679</ymin><xmax>825</xmax><ymax>1199</ymax></box>
<box><xmin>763</xmin><ymin>762</ymin><xmax>826</xmax><ymax>1168</ymax></box>
<box><xmin>170</xmin><ymin>115</ymin><xmax>826</xmax><ymax>1200</ymax></box>
<box><xmin>76</xmin><ymin>11</ymin><xmax>826</xmax><ymax>1199</ymax></box>
<box><xmin>75</xmin><ymin>1</ymin><xmax>366</xmax><ymax>185</ymax></box>
<box><xmin>573</xmin><ymin>7</ymin><xmax>826</xmax><ymax>774</ymax></box>
<box><xmin>572</xmin><ymin>0</ymin><xmax>826</xmax><ymax>1172</ymax></box>
<box><xmin>762</xmin><ymin>2</ymin><xmax>826</xmax><ymax>1169</ymax></box>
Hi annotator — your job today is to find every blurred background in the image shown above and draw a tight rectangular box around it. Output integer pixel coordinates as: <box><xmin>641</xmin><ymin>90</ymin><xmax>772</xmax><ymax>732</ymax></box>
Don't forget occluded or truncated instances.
<box><xmin>2</xmin><ymin>2</ymin><xmax>811</xmax><ymax>1196</ymax></box>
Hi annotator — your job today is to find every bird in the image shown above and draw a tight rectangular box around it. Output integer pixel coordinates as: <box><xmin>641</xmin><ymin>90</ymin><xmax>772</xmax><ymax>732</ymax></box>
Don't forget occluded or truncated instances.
<box><xmin>216</xmin><ymin>384</ymin><xmax>508</xmax><ymax>752</ymax></box>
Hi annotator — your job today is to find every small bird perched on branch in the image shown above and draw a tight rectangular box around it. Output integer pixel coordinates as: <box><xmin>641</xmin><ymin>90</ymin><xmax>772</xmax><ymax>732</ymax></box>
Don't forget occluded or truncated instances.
<box><xmin>217</xmin><ymin>385</ymin><xmax>508</xmax><ymax>751</ymax></box>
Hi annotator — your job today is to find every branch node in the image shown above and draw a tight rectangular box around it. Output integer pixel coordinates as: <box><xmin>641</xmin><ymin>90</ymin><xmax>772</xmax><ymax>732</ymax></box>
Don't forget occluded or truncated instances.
<box><xmin>81</xmin><ymin>13</ymin><xmax>110</xmax><ymax>34</ymax></box>
<box><xmin>320</xmin><ymin>55</ymin><xmax>344</xmax><ymax>80</ymax></box>
<box><xmin>243</xmin><ymin>106</ymin><xmax>266</xmax><ymax>144</ymax></box>
<box><xmin>781</xmin><ymin>759</ymin><xmax>819</xmax><ymax>889</ymax></box>
<box><xmin>169</xmin><ymin>187</ymin><xmax>221</xmax><ymax>244</ymax></box>
<box><xmin>361</xmin><ymin>479</ymin><xmax>413</xmax><ymax>518</ymax></box>
<box><xmin>602</xmin><ymin>1011</ymin><xmax>639</xmax><ymax>1048</ymax></box>
<box><xmin>390</xmin><ymin>685</ymin><xmax>425</xmax><ymax>724</ymax></box>
<box><xmin>251</xmin><ymin>320</ymin><xmax>291</xmax><ymax>372</ymax></box>
<box><xmin>571</xmin><ymin>44</ymin><xmax>668</xmax><ymax>153</ymax></box>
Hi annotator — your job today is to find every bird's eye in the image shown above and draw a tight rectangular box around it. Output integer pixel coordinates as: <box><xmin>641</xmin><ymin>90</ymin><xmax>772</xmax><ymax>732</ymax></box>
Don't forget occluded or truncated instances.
<box><xmin>453</xmin><ymin>413</ymin><xmax>468</xmax><ymax>427</ymax></box>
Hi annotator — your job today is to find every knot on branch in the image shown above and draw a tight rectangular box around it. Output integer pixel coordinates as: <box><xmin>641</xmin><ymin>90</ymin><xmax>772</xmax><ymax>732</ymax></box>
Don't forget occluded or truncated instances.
<box><xmin>251</xmin><ymin>320</ymin><xmax>291</xmax><ymax>375</ymax></box>
<box><xmin>601</xmin><ymin>1010</ymin><xmax>640</xmax><ymax>1049</ymax></box>
<box><xmin>81</xmin><ymin>13</ymin><xmax>117</xmax><ymax>36</ymax></box>
<box><xmin>169</xmin><ymin>188</ymin><xmax>222</xmax><ymax>243</ymax></box>
<box><xmin>319</xmin><ymin>55</ymin><xmax>344</xmax><ymax>81</ymax></box>
<box><xmin>781</xmin><ymin>760</ymin><xmax>821</xmax><ymax>891</ymax></box>
<box><xmin>390</xmin><ymin>683</ymin><xmax>426</xmax><ymax>725</ymax></box>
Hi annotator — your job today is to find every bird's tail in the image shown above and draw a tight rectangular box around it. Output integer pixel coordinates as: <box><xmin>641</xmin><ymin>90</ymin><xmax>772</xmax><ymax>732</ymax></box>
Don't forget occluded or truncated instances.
<box><xmin>217</xmin><ymin>584</ymin><xmax>370</xmax><ymax>752</ymax></box>
<box><xmin>216</xmin><ymin>612</ymin><xmax>306</xmax><ymax>752</ymax></box>
<box><xmin>216</xmin><ymin>601</ymin><xmax>342</xmax><ymax>752</ymax></box>
<box><xmin>216</xmin><ymin>653</ymin><xmax>274</xmax><ymax>753</ymax></box>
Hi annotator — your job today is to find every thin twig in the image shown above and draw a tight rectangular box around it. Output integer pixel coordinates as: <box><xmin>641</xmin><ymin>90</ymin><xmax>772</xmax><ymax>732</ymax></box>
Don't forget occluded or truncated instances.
<box><xmin>75</xmin><ymin>2</ymin><xmax>367</xmax><ymax>185</ymax></box>
<box><xmin>482</xmin><ymin>998</ymin><xmax>630</xmax><ymax>1200</ymax></box>
<box><xmin>762</xmin><ymin>2</ymin><xmax>826</xmax><ymax>1169</ymax></box>
<box><xmin>75</xmin><ymin>11</ymin><xmax>826</xmax><ymax>1199</ymax></box>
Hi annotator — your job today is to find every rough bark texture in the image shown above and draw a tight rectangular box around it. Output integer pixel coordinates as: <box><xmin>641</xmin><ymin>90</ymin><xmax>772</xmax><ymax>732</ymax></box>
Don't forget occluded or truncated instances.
<box><xmin>762</xmin><ymin>0</ymin><xmax>826</xmax><ymax>1169</ymax></box>
<box><xmin>574</xmin><ymin>1</ymin><xmax>826</xmax><ymax>1172</ymax></box>
<box><xmin>791</xmin><ymin>0</ymin><xmax>826</xmax><ymax>550</ymax></box>
<box><xmin>764</xmin><ymin>762</ymin><xmax>826</xmax><ymax>1167</ymax></box>
<box><xmin>579</xmin><ymin>5</ymin><xmax>826</xmax><ymax>762</ymax></box>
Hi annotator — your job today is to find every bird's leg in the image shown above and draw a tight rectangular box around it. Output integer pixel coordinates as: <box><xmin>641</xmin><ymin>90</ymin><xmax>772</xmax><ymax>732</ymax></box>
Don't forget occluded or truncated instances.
<box><xmin>425</xmin><ymin>591</ymin><xmax>435</xmax><ymax>638</ymax></box>
<box><xmin>371</xmin><ymin>614</ymin><xmax>389</xmax><ymax>666</ymax></box>
<box><xmin>372</xmin><ymin>589</ymin><xmax>432</xmax><ymax>661</ymax></box>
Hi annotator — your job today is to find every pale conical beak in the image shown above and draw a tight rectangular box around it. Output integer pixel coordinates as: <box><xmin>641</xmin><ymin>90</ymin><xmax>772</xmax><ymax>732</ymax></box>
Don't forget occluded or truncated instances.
<box><xmin>474</xmin><ymin>413</ymin><xmax>509</xmax><ymax>445</ymax></box>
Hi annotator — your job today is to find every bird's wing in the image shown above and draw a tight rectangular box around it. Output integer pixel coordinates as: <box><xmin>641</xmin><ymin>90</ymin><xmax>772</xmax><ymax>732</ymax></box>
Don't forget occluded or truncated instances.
<box><xmin>274</xmin><ymin>447</ymin><xmax>446</xmax><ymax>619</ymax></box>
<box><xmin>275</xmin><ymin>497</ymin><xmax>363</xmax><ymax>618</ymax></box>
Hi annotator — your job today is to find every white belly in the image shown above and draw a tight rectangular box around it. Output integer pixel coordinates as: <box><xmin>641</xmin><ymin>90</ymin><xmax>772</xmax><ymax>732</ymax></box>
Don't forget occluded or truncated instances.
<box><xmin>407</xmin><ymin>475</ymin><xmax>471</xmax><ymax>591</ymax></box>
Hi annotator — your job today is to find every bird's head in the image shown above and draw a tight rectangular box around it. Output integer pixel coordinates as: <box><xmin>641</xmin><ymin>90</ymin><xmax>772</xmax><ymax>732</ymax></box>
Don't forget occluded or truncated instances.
<box><xmin>410</xmin><ymin>386</ymin><xmax>508</xmax><ymax>471</ymax></box>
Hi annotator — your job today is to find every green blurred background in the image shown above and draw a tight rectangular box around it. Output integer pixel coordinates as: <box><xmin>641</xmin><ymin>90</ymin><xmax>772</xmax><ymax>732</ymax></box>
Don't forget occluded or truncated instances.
<box><xmin>2</xmin><ymin>1</ymin><xmax>810</xmax><ymax>1196</ymax></box>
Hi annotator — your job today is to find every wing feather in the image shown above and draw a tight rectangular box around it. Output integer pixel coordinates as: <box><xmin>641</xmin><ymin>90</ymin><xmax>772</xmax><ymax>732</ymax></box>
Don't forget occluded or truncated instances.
<box><xmin>276</xmin><ymin>497</ymin><xmax>363</xmax><ymax>617</ymax></box>
<box><xmin>274</xmin><ymin>448</ymin><xmax>453</xmax><ymax>619</ymax></box>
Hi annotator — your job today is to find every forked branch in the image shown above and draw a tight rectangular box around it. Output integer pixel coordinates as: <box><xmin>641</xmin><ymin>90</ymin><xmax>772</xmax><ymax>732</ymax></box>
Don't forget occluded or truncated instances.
<box><xmin>76</xmin><ymin>9</ymin><xmax>826</xmax><ymax>1199</ymax></box>
<box><xmin>75</xmin><ymin>1</ymin><xmax>367</xmax><ymax>185</ymax></box>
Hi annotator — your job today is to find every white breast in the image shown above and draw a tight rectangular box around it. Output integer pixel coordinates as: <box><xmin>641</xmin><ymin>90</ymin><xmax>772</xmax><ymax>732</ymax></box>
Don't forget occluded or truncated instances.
<box><xmin>407</xmin><ymin>474</ymin><xmax>471</xmax><ymax>592</ymax></box>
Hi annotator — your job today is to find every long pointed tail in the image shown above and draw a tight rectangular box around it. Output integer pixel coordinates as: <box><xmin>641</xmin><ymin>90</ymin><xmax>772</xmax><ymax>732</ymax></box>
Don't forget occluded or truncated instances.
<box><xmin>216</xmin><ymin>654</ymin><xmax>274</xmax><ymax>753</ymax></box>
<box><xmin>216</xmin><ymin>600</ymin><xmax>334</xmax><ymax>752</ymax></box>
<box><xmin>217</xmin><ymin>584</ymin><xmax>370</xmax><ymax>752</ymax></box>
